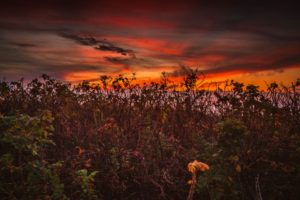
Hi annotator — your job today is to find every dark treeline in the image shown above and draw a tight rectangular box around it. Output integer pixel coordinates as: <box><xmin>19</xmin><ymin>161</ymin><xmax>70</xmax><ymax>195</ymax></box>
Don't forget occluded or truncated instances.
<box><xmin>0</xmin><ymin>72</ymin><xmax>299</xmax><ymax>200</ymax></box>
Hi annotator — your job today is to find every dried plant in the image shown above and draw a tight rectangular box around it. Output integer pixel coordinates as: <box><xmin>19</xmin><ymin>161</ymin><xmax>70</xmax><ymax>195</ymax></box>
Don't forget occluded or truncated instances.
<box><xmin>187</xmin><ymin>160</ymin><xmax>209</xmax><ymax>200</ymax></box>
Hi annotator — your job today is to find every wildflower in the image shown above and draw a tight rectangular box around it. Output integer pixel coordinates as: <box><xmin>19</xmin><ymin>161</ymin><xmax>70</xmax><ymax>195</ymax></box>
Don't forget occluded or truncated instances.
<box><xmin>187</xmin><ymin>160</ymin><xmax>209</xmax><ymax>200</ymax></box>
<box><xmin>187</xmin><ymin>160</ymin><xmax>209</xmax><ymax>174</ymax></box>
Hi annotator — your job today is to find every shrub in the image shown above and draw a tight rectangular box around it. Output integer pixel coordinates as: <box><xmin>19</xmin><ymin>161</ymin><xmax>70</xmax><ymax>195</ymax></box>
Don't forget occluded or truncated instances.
<box><xmin>0</xmin><ymin>73</ymin><xmax>299</xmax><ymax>199</ymax></box>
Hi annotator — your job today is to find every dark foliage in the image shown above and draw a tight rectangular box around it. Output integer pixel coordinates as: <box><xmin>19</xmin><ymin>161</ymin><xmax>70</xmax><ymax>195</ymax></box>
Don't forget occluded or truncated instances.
<box><xmin>0</xmin><ymin>72</ymin><xmax>299</xmax><ymax>200</ymax></box>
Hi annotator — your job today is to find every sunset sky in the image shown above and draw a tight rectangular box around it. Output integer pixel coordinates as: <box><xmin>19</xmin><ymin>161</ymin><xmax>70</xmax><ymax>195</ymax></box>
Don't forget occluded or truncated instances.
<box><xmin>0</xmin><ymin>0</ymin><xmax>299</xmax><ymax>88</ymax></box>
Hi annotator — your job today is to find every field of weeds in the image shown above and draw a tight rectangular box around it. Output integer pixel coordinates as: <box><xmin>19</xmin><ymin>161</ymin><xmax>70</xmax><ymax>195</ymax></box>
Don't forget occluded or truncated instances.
<box><xmin>0</xmin><ymin>72</ymin><xmax>299</xmax><ymax>200</ymax></box>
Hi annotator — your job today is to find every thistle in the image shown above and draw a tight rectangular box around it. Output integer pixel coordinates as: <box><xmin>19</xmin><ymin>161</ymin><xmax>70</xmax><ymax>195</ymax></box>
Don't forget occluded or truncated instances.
<box><xmin>187</xmin><ymin>160</ymin><xmax>209</xmax><ymax>200</ymax></box>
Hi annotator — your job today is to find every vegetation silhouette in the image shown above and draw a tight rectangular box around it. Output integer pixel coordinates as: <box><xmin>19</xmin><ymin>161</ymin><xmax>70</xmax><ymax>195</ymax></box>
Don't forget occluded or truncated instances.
<box><xmin>0</xmin><ymin>71</ymin><xmax>299</xmax><ymax>200</ymax></box>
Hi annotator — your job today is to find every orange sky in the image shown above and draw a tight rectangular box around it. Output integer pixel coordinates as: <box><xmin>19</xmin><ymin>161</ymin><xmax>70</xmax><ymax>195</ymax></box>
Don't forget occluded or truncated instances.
<box><xmin>0</xmin><ymin>1</ymin><xmax>299</xmax><ymax>89</ymax></box>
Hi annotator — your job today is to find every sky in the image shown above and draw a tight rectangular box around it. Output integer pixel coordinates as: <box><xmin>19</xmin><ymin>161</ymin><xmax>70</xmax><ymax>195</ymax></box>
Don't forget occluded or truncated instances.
<box><xmin>0</xmin><ymin>0</ymin><xmax>299</xmax><ymax>88</ymax></box>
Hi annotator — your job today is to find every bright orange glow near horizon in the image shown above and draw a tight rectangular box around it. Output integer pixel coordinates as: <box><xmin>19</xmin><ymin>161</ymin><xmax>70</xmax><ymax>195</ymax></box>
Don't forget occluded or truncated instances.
<box><xmin>62</xmin><ymin>67</ymin><xmax>299</xmax><ymax>91</ymax></box>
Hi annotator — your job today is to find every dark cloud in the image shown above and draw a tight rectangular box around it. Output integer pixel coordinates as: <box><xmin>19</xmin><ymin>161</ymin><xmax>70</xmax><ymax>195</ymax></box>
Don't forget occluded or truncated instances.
<box><xmin>0</xmin><ymin>35</ymin><xmax>109</xmax><ymax>80</ymax></box>
<box><xmin>167</xmin><ymin>51</ymin><xmax>300</xmax><ymax>78</ymax></box>
<box><xmin>95</xmin><ymin>45</ymin><xmax>134</xmax><ymax>56</ymax></box>
<box><xmin>10</xmin><ymin>42</ymin><xmax>37</xmax><ymax>48</ymax></box>
<box><xmin>168</xmin><ymin>65</ymin><xmax>199</xmax><ymax>77</ymax></box>
<box><xmin>60</xmin><ymin>33</ymin><xmax>135</xmax><ymax>56</ymax></box>
<box><xmin>201</xmin><ymin>54</ymin><xmax>300</xmax><ymax>75</ymax></box>
<box><xmin>104</xmin><ymin>57</ymin><xmax>132</xmax><ymax>65</ymax></box>
<box><xmin>59</xmin><ymin>33</ymin><xmax>100</xmax><ymax>46</ymax></box>
<box><xmin>104</xmin><ymin>56</ymin><xmax>157</xmax><ymax>71</ymax></box>
<box><xmin>269</xmin><ymin>55</ymin><xmax>300</xmax><ymax>69</ymax></box>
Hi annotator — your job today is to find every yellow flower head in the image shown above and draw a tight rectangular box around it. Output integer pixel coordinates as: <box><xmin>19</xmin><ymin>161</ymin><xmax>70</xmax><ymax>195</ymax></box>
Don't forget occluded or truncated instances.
<box><xmin>187</xmin><ymin>160</ymin><xmax>209</xmax><ymax>173</ymax></box>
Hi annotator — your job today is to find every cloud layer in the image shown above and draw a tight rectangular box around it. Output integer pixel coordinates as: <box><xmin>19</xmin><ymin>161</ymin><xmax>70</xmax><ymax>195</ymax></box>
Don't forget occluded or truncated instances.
<box><xmin>0</xmin><ymin>0</ymin><xmax>299</xmax><ymax>84</ymax></box>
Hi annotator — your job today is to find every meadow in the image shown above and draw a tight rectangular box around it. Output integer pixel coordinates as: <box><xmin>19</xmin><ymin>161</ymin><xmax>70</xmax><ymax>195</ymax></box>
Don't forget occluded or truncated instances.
<box><xmin>0</xmin><ymin>72</ymin><xmax>299</xmax><ymax>200</ymax></box>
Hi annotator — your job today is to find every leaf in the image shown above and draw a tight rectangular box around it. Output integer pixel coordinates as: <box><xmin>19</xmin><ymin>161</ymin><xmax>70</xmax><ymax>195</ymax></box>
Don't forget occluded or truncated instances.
<box><xmin>90</xmin><ymin>171</ymin><xmax>98</xmax><ymax>178</ymax></box>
